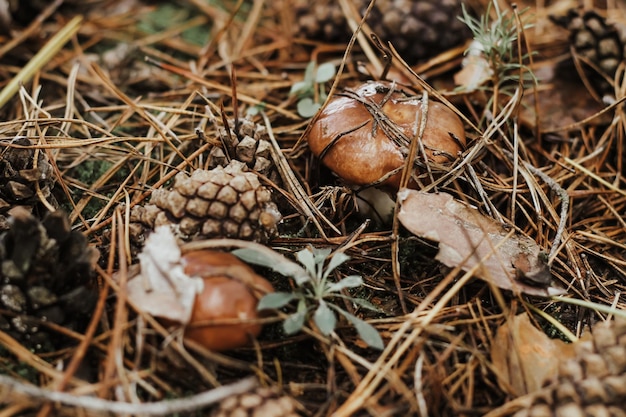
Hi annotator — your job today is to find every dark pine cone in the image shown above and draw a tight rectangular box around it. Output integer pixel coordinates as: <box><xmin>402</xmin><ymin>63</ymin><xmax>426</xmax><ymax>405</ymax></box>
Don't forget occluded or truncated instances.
<box><xmin>0</xmin><ymin>137</ymin><xmax>55</xmax><ymax>220</ymax></box>
<box><xmin>291</xmin><ymin>0</ymin><xmax>350</xmax><ymax>43</ymax></box>
<box><xmin>208</xmin><ymin>117</ymin><xmax>280</xmax><ymax>185</ymax></box>
<box><xmin>0</xmin><ymin>208</ymin><xmax>98</xmax><ymax>351</ymax></box>
<box><xmin>289</xmin><ymin>0</ymin><xmax>471</xmax><ymax>63</ymax></box>
<box><xmin>551</xmin><ymin>9</ymin><xmax>626</xmax><ymax>96</ymax></box>
<box><xmin>361</xmin><ymin>0</ymin><xmax>471</xmax><ymax>64</ymax></box>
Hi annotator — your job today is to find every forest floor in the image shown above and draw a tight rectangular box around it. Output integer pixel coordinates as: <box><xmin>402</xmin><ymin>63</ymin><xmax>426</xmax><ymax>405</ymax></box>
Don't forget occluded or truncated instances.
<box><xmin>0</xmin><ymin>0</ymin><xmax>625</xmax><ymax>416</ymax></box>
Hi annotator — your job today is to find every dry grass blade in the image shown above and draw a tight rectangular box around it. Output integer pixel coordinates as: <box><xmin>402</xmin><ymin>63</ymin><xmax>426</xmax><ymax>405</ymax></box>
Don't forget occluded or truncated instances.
<box><xmin>0</xmin><ymin>373</ymin><xmax>257</xmax><ymax>416</ymax></box>
<box><xmin>261</xmin><ymin>111</ymin><xmax>340</xmax><ymax>237</ymax></box>
<box><xmin>0</xmin><ymin>16</ymin><xmax>82</xmax><ymax>108</ymax></box>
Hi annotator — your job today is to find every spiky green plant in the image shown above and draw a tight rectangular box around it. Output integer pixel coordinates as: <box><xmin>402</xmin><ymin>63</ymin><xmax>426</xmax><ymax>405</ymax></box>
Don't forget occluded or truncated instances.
<box><xmin>458</xmin><ymin>1</ymin><xmax>537</xmax><ymax>120</ymax></box>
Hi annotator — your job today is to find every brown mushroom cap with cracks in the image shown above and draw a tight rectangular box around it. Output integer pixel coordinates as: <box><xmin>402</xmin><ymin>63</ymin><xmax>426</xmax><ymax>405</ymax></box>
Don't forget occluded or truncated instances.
<box><xmin>307</xmin><ymin>81</ymin><xmax>466</xmax><ymax>189</ymax></box>
<box><xmin>181</xmin><ymin>250</ymin><xmax>274</xmax><ymax>351</ymax></box>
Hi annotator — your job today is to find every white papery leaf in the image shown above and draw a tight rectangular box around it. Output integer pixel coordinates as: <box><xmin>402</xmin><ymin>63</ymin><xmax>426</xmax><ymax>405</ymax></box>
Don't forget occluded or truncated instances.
<box><xmin>127</xmin><ymin>226</ymin><xmax>204</xmax><ymax>324</ymax></box>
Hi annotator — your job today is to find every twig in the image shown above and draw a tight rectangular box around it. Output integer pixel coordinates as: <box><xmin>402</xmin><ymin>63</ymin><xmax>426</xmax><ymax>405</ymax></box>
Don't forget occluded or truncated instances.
<box><xmin>413</xmin><ymin>354</ymin><xmax>428</xmax><ymax>417</ymax></box>
<box><xmin>337</xmin><ymin>0</ymin><xmax>382</xmax><ymax>75</ymax></box>
<box><xmin>391</xmin><ymin>91</ymin><xmax>430</xmax><ymax>314</ymax></box>
<box><xmin>144</xmin><ymin>57</ymin><xmax>299</xmax><ymax>119</ymax></box>
<box><xmin>503</xmin><ymin>149</ymin><xmax>569</xmax><ymax>263</ymax></box>
<box><xmin>0</xmin><ymin>15</ymin><xmax>82</xmax><ymax>109</ymax></box>
<box><xmin>261</xmin><ymin>111</ymin><xmax>340</xmax><ymax>237</ymax></box>
<box><xmin>562</xmin><ymin>152</ymin><xmax>626</xmax><ymax>198</ymax></box>
<box><xmin>541</xmin><ymin>96</ymin><xmax>626</xmax><ymax>134</ymax></box>
<box><xmin>0</xmin><ymin>374</ymin><xmax>257</xmax><ymax>416</ymax></box>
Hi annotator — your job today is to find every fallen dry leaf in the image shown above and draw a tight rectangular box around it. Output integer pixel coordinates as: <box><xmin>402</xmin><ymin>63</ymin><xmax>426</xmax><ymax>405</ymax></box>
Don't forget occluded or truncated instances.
<box><xmin>454</xmin><ymin>39</ymin><xmax>493</xmax><ymax>91</ymax></box>
<box><xmin>126</xmin><ymin>226</ymin><xmax>204</xmax><ymax>324</ymax></box>
<box><xmin>491</xmin><ymin>313</ymin><xmax>575</xmax><ymax>396</ymax></box>
<box><xmin>397</xmin><ymin>189</ymin><xmax>565</xmax><ymax>297</ymax></box>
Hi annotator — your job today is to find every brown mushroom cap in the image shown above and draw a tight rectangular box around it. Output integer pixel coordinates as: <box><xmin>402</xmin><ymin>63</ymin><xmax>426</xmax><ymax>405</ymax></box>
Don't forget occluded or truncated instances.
<box><xmin>181</xmin><ymin>250</ymin><xmax>274</xmax><ymax>351</ymax></box>
<box><xmin>307</xmin><ymin>81</ymin><xmax>466</xmax><ymax>189</ymax></box>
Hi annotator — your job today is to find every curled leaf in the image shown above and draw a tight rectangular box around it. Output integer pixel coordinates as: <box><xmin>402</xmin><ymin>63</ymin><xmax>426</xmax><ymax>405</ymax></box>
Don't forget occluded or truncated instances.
<box><xmin>454</xmin><ymin>39</ymin><xmax>493</xmax><ymax>91</ymax></box>
<box><xmin>397</xmin><ymin>189</ymin><xmax>565</xmax><ymax>297</ymax></box>
<box><xmin>491</xmin><ymin>313</ymin><xmax>575</xmax><ymax>396</ymax></box>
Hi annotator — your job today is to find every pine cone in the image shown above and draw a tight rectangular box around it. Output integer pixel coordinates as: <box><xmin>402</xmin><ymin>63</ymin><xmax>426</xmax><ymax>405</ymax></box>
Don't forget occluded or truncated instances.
<box><xmin>0</xmin><ymin>137</ymin><xmax>55</xmax><ymax>218</ymax></box>
<box><xmin>288</xmin><ymin>0</ymin><xmax>471</xmax><ymax>63</ymax></box>
<box><xmin>513</xmin><ymin>318</ymin><xmax>626</xmax><ymax>417</ymax></box>
<box><xmin>552</xmin><ymin>10</ymin><xmax>626</xmax><ymax>96</ymax></box>
<box><xmin>362</xmin><ymin>0</ymin><xmax>471</xmax><ymax>64</ymax></box>
<box><xmin>130</xmin><ymin>160</ymin><xmax>281</xmax><ymax>246</ymax></box>
<box><xmin>212</xmin><ymin>387</ymin><xmax>300</xmax><ymax>417</ymax></box>
<box><xmin>208</xmin><ymin>118</ymin><xmax>279</xmax><ymax>184</ymax></box>
<box><xmin>291</xmin><ymin>0</ymin><xmax>350</xmax><ymax>43</ymax></box>
<box><xmin>0</xmin><ymin>208</ymin><xmax>98</xmax><ymax>351</ymax></box>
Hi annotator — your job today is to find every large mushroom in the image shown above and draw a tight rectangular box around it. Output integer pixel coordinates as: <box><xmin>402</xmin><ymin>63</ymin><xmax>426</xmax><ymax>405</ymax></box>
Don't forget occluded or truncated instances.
<box><xmin>307</xmin><ymin>81</ymin><xmax>466</xmax><ymax>190</ymax></box>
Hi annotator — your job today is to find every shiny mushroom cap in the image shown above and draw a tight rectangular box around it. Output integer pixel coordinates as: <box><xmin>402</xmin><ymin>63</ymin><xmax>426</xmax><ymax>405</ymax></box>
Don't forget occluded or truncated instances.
<box><xmin>182</xmin><ymin>250</ymin><xmax>274</xmax><ymax>351</ymax></box>
<box><xmin>308</xmin><ymin>81</ymin><xmax>466</xmax><ymax>189</ymax></box>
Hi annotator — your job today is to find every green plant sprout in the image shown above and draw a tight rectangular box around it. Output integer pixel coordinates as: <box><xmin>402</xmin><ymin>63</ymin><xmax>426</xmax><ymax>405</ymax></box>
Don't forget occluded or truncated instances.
<box><xmin>458</xmin><ymin>1</ymin><xmax>537</xmax><ymax>118</ymax></box>
<box><xmin>245</xmin><ymin>102</ymin><xmax>267</xmax><ymax>118</ymax></box>
<box><xmin>233</xmin><ymin>246</ymin><xmax>384</xmax><ymax>349</ymax></box>
<box><xmin>290</xmin><ymin>61</ymin><xmax>336</xmax><ymax>118</ymax></box>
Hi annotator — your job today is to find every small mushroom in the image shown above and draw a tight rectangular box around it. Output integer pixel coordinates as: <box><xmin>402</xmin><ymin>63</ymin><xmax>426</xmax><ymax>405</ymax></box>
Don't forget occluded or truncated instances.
<box><xmin>181</xmin><ymin>250</ymin><xmax>274</xmax><ymax>351</ymax></box>
<box><xmin>307</xmin><ymin>81</ymin><xmax>466</xmax><ymax>189</ymax></box>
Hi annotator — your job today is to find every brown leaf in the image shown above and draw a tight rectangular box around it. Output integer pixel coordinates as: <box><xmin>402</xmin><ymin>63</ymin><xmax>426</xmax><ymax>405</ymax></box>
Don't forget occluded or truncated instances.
<box><xmin>491</xmin><ymin>313</ymin><xmax>575</xmax><ymax>396</ymax></box>
<box><xmin>397</xmin><ymin>189</ymin><xmax>565</xmax><ymax>297</ymax></box>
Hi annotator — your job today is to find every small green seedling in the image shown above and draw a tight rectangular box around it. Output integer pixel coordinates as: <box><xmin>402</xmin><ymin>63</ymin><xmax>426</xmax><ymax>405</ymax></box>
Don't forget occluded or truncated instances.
<box><xmin>245</xmin><ymin>102</ymin><xmax>267</xmax><ymax>118</ymax></box>
<box><xmin>457</xmin><ymin>1</ymin><xmax>537</xmax><ymax>116</ymax></box>
<box><xmin>233</xmin><ymin>246</ymin><xmax>384</xmax><ymax>349</ymax></box>
<box><xmin>290</xmin><ymin>61</ymin><xmax>336</xmax><ymax>118</ymax></box>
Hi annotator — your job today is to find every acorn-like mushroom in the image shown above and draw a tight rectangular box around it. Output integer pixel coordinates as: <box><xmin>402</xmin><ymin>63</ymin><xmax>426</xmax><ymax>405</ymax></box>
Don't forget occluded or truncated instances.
<box><xmin>307</xmin><ymin>81</ymin><xmax>466</xmax><ymax>189</ymax></box>
<box><xmin>181</xmin><ymin>250</ymin><xmax>274</xmax><ymax>351</ymax></box>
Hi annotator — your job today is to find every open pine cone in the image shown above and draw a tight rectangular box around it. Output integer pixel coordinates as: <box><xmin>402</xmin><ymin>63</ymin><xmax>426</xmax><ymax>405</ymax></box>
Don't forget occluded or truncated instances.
<box><xmin>0</xmin><ymin>137</ymin><xmax>55</xmax><ymax>219</ymax></box>
<box><xmin>552</xmin><ymin>10</ymin><xmax>626</xmax><ymax>96</ymax></box>
<box><xmin>130</xmin><ymin>160</ymin><xmax>281</xmax><ymax>247</ymax></box>
<box><xmin>512</xmin><ymin>318</ymin><xmax>626</xmax><ymax>417</ymax></box>
<box><xmin>289</xmin><ymin>0</ymin><xmax>471</xmax><ymax>63</ymax></box>
<box><xmin>208</xmin><ymin>118</ymin><xmax>279</xmax><ymax>184</ymax></box>
<box><xmin>212</xmin><ymin>387</ymin><xmax>300</xmax><ymax>417</ymax></box>
<box><xmin>291</xmin><ymin>0</ymin><xmax>350</xmax><ymax>43</ymax></box>
<box><xmin>0</xmin><ymin>208</ymin><xmax>98</xmax><ymax>351</ymax></box>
